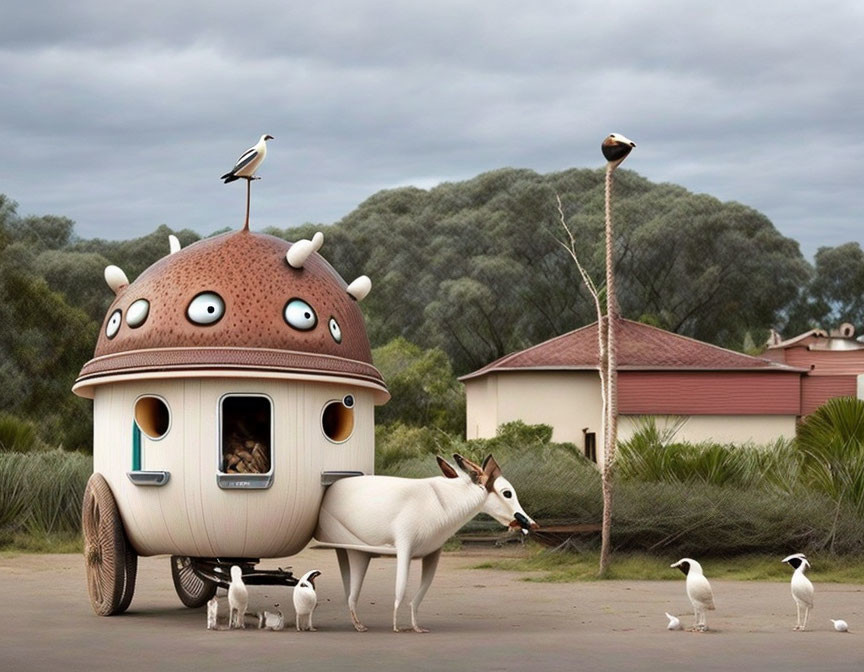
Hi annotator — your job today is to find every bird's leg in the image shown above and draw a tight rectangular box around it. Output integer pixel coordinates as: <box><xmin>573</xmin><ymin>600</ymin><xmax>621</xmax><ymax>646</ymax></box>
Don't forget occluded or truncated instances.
<box><xmin>688</xmin><ymin>608</ymin><xmax>699</xmax><ymax>631</ymax></box>
<box><xmin>794</xmin><ymin>603</ymin><xmax>801</xmax><ymax>630</ymax></box>
<box><xmin>346</xmin><ymin>550</ymin><xmax>371</xmax><ymax>632</ymax></box>
<box><xmin>393</xmin><ymin>548</ymin><xmax>411</xmax><ymax>632</ymax></box>
<box><xmin>296</xmin><ymin>613</ymin><xmax>301</xmax><ymax>632</ymax></box>
<box><xmin>309</xmin><ymin>606</ymin><xmax>317</xmax><ymax>632</ymax></box>
<box><xmin>802</xmin><ymin>606</ymin><xmax>810</xmax><ymax>631</ymax></box>
<box><xmin>409</xmin><ymin>549</ymin><xmax>441</xmax><ymax>633</ymax></box>
<box><xmin>244</xmin><ymin>178</ymin><xmax>251</xmax><ymax>231</ymax></box>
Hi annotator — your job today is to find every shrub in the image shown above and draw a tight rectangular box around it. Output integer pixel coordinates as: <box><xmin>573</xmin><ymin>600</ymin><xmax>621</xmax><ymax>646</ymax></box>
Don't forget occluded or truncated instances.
<box><xmin>0</xmin><ymin>449</ymin><xmax>91</xmax><ymax>542</ymax></box>
<box><xmin>0</xmin><ymin>412</ymin><xmax>44</xmax><ymax>452</ymax></box>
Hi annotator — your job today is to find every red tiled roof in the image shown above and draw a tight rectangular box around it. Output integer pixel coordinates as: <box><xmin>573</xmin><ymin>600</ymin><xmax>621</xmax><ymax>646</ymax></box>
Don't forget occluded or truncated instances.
<box><xmin>460</xmin><ymin>319</ymin><xmax>805</xmax><ymax>381</ymax></box>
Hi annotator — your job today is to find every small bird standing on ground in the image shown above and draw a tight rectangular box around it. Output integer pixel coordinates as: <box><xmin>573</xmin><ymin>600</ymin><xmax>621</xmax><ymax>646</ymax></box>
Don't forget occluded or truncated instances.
<box><xmin>228</xmin><ymin>565</ymin><xmax>249</xmax><ymax>629</ymax></box>
<box><xmin>258</xmin><ymin>610</ymin><xmax>285</xmax><ymax>631</ymax></box>
<box><xmin>782</xmin><ymin>553</ymin><xmax>814</xmax><ymax>631</ymax></box>
<box><xmin>671</xmin><ymin>558</ymin><xmax>715</xmax><ymax>632</ymax></box>
<box><xmin>665</xmin><ymin>612</ymin><xmax>682</xmax><ymax>630</ymax></box>
<box><xmin>830</xmin><ymin>619</ymin><xmax>849</xmax><ymax>632</ymax></box>
<box><xmin>221</xmin><ymin>134</ymin><xmax>274</xmax><ymax>231</ymax></box>
<box><xmin>206</xmin><ymin>596</ymin><xmax>219</xmax><ymax>630</ymax></box>
<box><xmin>293</xmin><ymin>569</ymin><xmax>321</xmax><ymax>632</ymax></box>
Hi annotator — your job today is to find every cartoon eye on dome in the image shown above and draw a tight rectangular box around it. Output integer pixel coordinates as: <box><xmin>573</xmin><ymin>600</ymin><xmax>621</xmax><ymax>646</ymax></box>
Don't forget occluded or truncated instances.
<box><xmin>187</xmin><ymin>292</ymin><xmax>225</xmax><ymax>325</ymax></box>
<box><xmin>106</xmin><ymin>309</ymin><xmax>122</xmax><ymax>339</ymax></box>
<box><xmin>126</xmin><ymin>299</ymin><xmax>150</xmax><ymax>328</ymax></box>
<box><xmin>284</xmin><ymin>298</ymin><xmax>317</xmax><ymax>331</ymax></box>
<box><xmin>328</xmin><ymin>317</ymin><xmax>342</xmax><ymax>343</ymax></box>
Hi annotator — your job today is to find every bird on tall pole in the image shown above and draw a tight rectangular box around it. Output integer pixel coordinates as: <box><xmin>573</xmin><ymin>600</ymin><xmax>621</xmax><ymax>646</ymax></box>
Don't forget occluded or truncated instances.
<box><xmin>597</xmin><ymin>132</ymin><xmax>635</xmax><ymax>576</ymax></box>
<box><xmin>221</xmin><ymin>134</ymin><xmax>274</xmax><ymax>231</ymax></box>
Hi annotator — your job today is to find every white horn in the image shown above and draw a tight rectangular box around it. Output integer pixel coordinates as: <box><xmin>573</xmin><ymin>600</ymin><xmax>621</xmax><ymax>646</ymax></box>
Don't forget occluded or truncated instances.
<box><xmin>168</xmin><ymin>234</ymin><xmax>181</xmax><ymax>254</ymax></box>
<box><xmin>346</xmin><ymin>275</ymin><xmax>371</xmax><ymax>301</ymax></box>
<box><xmin>286</xmin><ymin>239</ymin><xmax>315</xmax><ymax>269</ymax></box>
<box><xmin>311</xmin><ymin>231</ymin><xmax>324</xmax><ymax>252</ymax></box>
<box><xmin>104</xmin><ymin>265</ymin><xmax>129</xmax><ymax>294</ymax></box>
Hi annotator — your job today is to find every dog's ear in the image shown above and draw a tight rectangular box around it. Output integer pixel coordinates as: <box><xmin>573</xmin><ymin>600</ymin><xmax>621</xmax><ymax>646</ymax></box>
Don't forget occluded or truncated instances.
<box><xmin>482</xmin><ymin>454</ymin><xmax>501</xmax><ymax>491</ymax></box>
<box><xmin>453</xmin><ymin>454</ymin><xmax>485</xmax><ymax>485</ymax></box>
<box><xmin>436</xmin><ymin>456</ymin><xmax>459</xmax><ymax>479</ymax></box>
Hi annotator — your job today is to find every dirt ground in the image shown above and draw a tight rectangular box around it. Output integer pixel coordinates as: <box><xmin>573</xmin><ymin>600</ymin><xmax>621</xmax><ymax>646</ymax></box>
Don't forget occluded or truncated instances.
<box><xmin>1</xmin><ymin>547</ymin><xmax>862</xmax><ymax>672</ymax></box>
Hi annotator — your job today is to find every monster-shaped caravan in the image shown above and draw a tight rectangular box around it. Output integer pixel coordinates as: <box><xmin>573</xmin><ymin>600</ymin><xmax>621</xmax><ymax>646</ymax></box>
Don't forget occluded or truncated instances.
<box><xmin>75</xmin><ymin>226</ymin><xmax>385</xmax><ymax>616</ymax></box>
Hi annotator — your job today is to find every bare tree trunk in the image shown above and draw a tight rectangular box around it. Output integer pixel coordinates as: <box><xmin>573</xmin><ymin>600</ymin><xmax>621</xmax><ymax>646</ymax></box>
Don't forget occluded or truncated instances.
<box><xmin>599</xmin><ymin>163</ymin><xmax>618</xmax><ymax>577</ymax></box>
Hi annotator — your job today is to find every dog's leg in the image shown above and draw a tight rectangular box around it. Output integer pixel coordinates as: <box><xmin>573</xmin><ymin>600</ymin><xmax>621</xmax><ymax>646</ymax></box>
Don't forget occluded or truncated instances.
<box><xmin>409</xmin><ymin>548</ymin><xmax>441</xmax><ymax>633</ymax></box>
<box><xmin>393</xmin><ymin>547</ymin><xmax>411</xmax><ymax>632</ymax></box>
<box><xmin>346</xmin><ymin>550</ymin><xmax>371</xmax><ymax>632</ymax></box>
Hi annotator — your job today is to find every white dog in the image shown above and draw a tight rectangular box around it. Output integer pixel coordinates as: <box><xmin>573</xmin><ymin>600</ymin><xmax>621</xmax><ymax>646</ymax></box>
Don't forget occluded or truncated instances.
<box><xmin>315</xmin><ymin>453</ymin><xmax>536</xmax><ymax>633</ymax></box>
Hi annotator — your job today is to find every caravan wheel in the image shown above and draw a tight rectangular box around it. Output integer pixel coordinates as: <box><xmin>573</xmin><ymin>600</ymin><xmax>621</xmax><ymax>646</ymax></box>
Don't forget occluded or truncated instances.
<box><xmin>171</xmin><ymin>556</ymin><xmax>217</xmax><ymax>608</ymax></box>
<box><xmin>82</xmin><ymin>473</ymin><xmax>136</xmax><ymax>615</ymax></box>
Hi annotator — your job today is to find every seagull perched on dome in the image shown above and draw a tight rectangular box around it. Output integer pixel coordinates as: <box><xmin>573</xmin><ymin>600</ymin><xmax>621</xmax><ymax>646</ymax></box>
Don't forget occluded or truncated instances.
<box><xmin>671</xmin><ymin>558</ymin><xmax>715</xmax><ymax>632</ymax></box>
<box><xmin>221</xmin><ymin>134</ymin><xmax>274</xmax><ymax>231</ymax></box>
<box><xmin>782</xmin><ymin>553</ymin><xmax>814</xmax><ymax>631</ymax></box>
<box><xmin>221</xmin><ymin>134</ymin><xmax>274</xmax><ymax>183</ymax></box>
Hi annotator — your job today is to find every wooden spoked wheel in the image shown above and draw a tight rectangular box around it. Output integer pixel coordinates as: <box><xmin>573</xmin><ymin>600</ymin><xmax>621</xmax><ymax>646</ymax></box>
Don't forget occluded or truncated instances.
<box><xmin>82</xmin><ymin>473</ymin><xmax>137</xmax><ymax>616</ymax></box>
<box><xmin>171</xmin><ymin>556</ymin><xmax>217</xmax><ymax>608</ymax></box>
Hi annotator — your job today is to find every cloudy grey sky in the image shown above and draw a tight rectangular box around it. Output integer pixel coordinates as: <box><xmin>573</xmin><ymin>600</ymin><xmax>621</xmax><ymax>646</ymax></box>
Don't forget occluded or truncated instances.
<box><xmin>1</xmin><ymin>1</ymin><xmax>861</xmax><ymax>256</ymax></box>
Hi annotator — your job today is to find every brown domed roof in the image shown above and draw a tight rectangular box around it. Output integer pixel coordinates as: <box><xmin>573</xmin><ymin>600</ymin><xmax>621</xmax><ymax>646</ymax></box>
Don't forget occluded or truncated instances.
<box><xmin>74</xmin><ymin>230</ymin><xmax>388</xmax><ymax>402</ymax></box>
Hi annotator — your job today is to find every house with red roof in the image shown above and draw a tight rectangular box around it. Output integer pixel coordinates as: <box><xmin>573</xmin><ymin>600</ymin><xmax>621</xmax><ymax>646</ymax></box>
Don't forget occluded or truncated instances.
<box><xmin>762</xmin><ymin>324</ymin><xmax>864</xmax><ymax>414</ymax></box>
<box><xmin>459</xmin><ymin>319</ymin><xmax>808</xmax><ymax>465</ymax></box>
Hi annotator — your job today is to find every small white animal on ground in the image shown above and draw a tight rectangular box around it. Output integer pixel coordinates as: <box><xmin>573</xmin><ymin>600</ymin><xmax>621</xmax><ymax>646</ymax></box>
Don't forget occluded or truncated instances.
<box><xmin>830</xmin><ymin>619</ymin><xmax>848</xmax><ymax>632</ymax></box>
<box><xmin>258</xmin><ymin>610</ymin><xmax>285</xmax><ymax>631</ymax></box>
<box><xmin>315</xmin><ymin>453</ymin><xmax>537</xmax><ymax>633</ymax></box>
<box><xmin>228</xmin><ymin>565</ymin><xmax>248</xmax><ymax>629</ymax></box>
<box><xmin>782</xmin><ymin>553</ymin><xmax>814</xmax><ymax>631</ymax></box>
<box><xmin>665</xmin><ymin>612</ymin><xmax>682</xmax><ymax>630</ymax></box>
<box><xmin>670</xmin><ymin>558</ymin><xmax>715</xmax><ymax>632</ymax></box>
<box><xmin>293</xmin><ymin>570</ymin><xmax>321</xmax><ymax>631</ymax></box>
<box><xmin>207</xmin><ymin>596</ymin><xmax>219</xmax><ymax>630</ymax></box>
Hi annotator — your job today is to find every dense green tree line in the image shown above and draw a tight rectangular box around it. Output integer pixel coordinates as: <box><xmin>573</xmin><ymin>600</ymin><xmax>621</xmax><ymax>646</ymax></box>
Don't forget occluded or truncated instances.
<box><xmin>0</xmin><ymin>167</ymin><xmax>859</xmax><ymax>451</ymax></box>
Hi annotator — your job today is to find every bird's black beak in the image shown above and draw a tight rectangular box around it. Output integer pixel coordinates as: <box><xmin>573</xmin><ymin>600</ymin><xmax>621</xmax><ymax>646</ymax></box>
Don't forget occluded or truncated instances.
<box><xmin>265</xmin><ymin>135</ymin><xmax>274</xmax><ymax>141</ymax></box>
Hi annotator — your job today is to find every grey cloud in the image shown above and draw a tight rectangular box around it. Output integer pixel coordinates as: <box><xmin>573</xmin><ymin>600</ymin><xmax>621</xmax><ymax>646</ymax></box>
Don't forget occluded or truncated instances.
<box><xmin>0</xmin><ymin>1</ymin><xmax>862</xmax><ymax>255</ymax></box>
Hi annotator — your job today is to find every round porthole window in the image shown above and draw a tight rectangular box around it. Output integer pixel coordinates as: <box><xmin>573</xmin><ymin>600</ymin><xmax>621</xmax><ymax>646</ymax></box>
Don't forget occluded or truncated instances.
<box><xmin>134</xmin><ymin>396</ymin><xmax>171</xmax><ymax>439</ymax></box>
<box><xmin>321</xmin><ymin>398</ymin><xmax>355</xmax><ymax>443</ymax></box>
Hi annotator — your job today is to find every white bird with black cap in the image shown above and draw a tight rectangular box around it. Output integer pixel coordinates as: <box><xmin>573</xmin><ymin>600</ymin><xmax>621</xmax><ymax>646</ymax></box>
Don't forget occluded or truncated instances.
<box><xmin>221</xmin><ymin>134</ymin><xmax>274</xmax><ymax>230</ymax></box>
<box><xmin>782</xmin><ymin>553</ymin><xmax>814</xmax><ymax>631</ymax></box>
<box><xmin>670</xmin><ymin>558</ymin><xmax>715</xmax><ymax>632</ymax></box>
<box><xmin>293</xmin><ymin>569</ymin><xmax>322</xmax><ymax>631</ymax></box>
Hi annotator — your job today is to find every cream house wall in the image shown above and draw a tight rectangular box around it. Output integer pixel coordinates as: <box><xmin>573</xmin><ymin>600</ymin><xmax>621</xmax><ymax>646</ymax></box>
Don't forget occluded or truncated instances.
<box><xmin>465</xmin><ymin>371</ymin><xmax>604</xmax><ymax>459</ymax></box>
<box><xmin>618</xmin><ymin>414</ymin><xmax>797</xmax><ymax>445</ymax></box>
<box><xmin>465</xmin><ymin>371</ymin><xmax>798</xmax><ymax>466</ymax></box>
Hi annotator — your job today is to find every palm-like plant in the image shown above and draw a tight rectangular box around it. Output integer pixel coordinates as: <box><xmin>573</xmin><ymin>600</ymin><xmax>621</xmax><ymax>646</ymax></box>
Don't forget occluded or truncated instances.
<box><xmin>796</xmin><ymin>397</ymin><xmax>864</xmax><ymax>549</ymax></box>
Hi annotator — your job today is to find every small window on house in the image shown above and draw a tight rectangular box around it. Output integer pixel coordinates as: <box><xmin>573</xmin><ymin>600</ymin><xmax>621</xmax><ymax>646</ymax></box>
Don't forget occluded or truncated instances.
<box><xmin>221</xmin><ymin>395</ymin><xmax>272</xmax><ymax>474</ymax></box>
<box><xmin>134</xmin><ymin>396</ymin><xmax>170</xmax><ymax>440</ymax></box>
<box><xmin>583</xmin><ymin>431</ymin><xmax>597</xmax><ymax>463</ymax></box>
<box><xmin>322</xmin><ymin>395</ymin><xmax>355</xmax><ymax>443</ymax></box>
